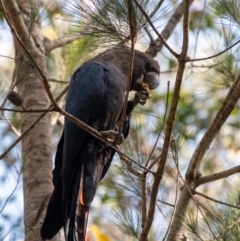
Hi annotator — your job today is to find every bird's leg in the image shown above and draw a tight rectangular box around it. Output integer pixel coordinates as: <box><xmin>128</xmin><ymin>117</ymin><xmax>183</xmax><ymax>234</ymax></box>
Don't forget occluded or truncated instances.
<box><xmin>101</xmin><ymin>89</ymin><xmax>150</xmax><ymax>145</ymax></box>
<box><xmin>100</xmin><ymin>129</ymin><xmax>124</xmax><ymax>145</ymax></box>
<box><xmin>133</xmin><ymin>90</ymin><xmax>151</xmax><ymax>106</ymax></box>
<box><xmin>101</xmin><ymin>130</ymin><xmax>119</xmax><ymax>138</ymax></box>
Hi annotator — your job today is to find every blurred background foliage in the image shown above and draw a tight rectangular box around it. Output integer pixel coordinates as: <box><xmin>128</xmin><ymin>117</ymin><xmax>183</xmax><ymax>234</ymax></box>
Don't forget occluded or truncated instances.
<box><xmin>1</xmin><ymin>0</ymin><xmax>240</xmax><ymax>240</ymax></box>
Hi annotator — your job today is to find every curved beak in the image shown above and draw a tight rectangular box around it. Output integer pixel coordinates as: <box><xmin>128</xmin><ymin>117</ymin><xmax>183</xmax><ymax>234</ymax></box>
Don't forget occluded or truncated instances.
<box><xmin>145</xmin><ymin>72</ymin><xmax>160</xmax><ymax>90</ymax></box>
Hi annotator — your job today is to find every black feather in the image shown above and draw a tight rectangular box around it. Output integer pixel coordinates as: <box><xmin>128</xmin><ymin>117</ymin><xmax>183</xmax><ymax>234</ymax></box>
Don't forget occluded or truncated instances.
<box><xmin>41</xmin><ymin>45</ymin><xmax>160</xmax><ymax>241</ymax></box>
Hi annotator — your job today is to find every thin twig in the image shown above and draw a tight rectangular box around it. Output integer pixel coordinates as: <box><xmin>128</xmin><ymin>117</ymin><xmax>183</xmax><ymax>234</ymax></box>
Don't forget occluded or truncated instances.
<box><xmin>146</xmin><ymin>0</ymin><xmax>194</xmax><ymax>57</ymax></box>
<box><xmin>144</xmin><ymin>26</ymin><xmax>154</xmax><ymax>43</ymax></box>
<box><xmin>192</xmin><ymin>0</ymin><xmax>207</xmax><ymax>59</ymax></box>
<box><xmin>6</xmin><ymin>118</ymin><xmax>20</xmax><ymax>136</ymax></box>
<box><xmin>156</xmin><ymin>202</ymin><xmax>170</xmax><ymax>222</ymax></box>
<box><xmin>148</xmin><ymin>0</ymin><xmax>164</xmax><ymax>20</ymax></box>
<box><xmin>0</xmin><ymin>168</ymin><xmax>22</xmax><ymax>213</ymax></box>
<box><xmin>208</xmin><ymin>218</ymin><xmax>240</xmax><ymax>241</ymax></box>
<box><xmin>0</xmin><ymin>111</ymin><xmax>49</xmax><ymax>160</ymax></box>
<box><xmin>145</xmin><ymin>81</ymin><xmax>170</xmax><ymax>168</ymax></box>
<box><xmin>141</xmin><ymin>1</ymin><xmax>190</xmax><ymax>239</ymax></box>
<box><xmin>2</xmin><ymin>1</ymin><xmax>57</xmax><ymax>106</ymax></box>
<box><xmin>117</xmin><ymin>149</ymin><xmax>144</xmax><ymax>176</ymax></box>
<box><xmin>177</xmin><ymin>176</ymin><xmax>218</xmax><ymax>240</ymax></box>
<box><xmin>187</xmin><ymin>38</ymin><xmax>240</xmax><ymax>63</ymax></box>
<box><xmin>0</xmin><ymin>54</ymin><xmax>42</xmax><ymax>87</ymax></box>
<box><xmin>133</xmin><ymin>0</ymin><xmax>179</xmax><ymax>59</ymax></box>
<box><xmin>1</xmin><ymin>0</ymin><xmax>44</xmax><ymax>54</ymax></box>
<box><xmin>0</xmin><ymin>107</ymin><xmax>56</xmax><ymax>113</ymax></box>
<box><xmin>157</xmin><ymin>199</ymin><xmax>175</xmax><ymax>208</ymax></box>
<box><xmin>162</xmin><ymin>147</ymin><xmax>179</xmax><ymax>241</ymax></box>
<box><xmin>141</xmin><ymin>173</ymin><xmax>147</xmax><ymax>229</ymax></box>
<box><xmin>118</xmin><ymin>0</ymin><xmax>136</xmax><ymax>136</ymax></box>
<box><xmin>49</xmin><ymin>78</ymin><xmax>69</xmax><ymax>84</ymax></box>
<box><xmin>0</xmin><ymin>84</ymin><xmax>68</xmax><ymax>160</ymax></box>
<box><xmin>194</xmin><ymin>191</ymin><xmax>240</xmax><ymax>210</ymax></box>
<box><xmin>181</xmin><ymin>0</ymin><xmax>189</xmax><ymax>58</ymax></box>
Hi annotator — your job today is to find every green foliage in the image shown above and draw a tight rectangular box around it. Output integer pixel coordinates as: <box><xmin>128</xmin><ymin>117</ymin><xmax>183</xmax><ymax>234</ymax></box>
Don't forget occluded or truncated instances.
<box><xmin>189</xmin><ymin>12</ymin><xmax>215</xmax><ymax>31</ymax></box>
<box><xmin>213</xmin><ymin>0</ymin><xmax>240</xmax><ymax>25</ymax></box>
<box><xmin>62</xmin><ymin>35</ymin><xmax>99</xmax><ymax>75</ymax></box>
<box><xmin>185</xmin><ymin>193</ymin><xmax>240</xmax><ymax>241</ymax></box>
<box><xmin>2</xmin><ymin>0</ymin><xmax>240</xmax><ymax>240</ymax></box>
<box><xmin>112</xmin><ymin>208</ymin><xmax>141</xmax><ymax>240</ymax></box>
<box><xmin>183</xmin><ymin>206</ymin><xmax>204</xmax><ymax>241</ymax></box>
<box><xmin>67</xmin><ymin>0</ymin><xmax>162</xmax><ymax>45</ymax></box>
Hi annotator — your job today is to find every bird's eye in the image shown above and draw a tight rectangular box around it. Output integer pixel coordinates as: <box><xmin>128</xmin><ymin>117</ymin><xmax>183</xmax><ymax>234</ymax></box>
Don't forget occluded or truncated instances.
<box><xmin>145</xmin><ymin>60</ymin><xmax>151</xmax><ymax>67</ymax></box>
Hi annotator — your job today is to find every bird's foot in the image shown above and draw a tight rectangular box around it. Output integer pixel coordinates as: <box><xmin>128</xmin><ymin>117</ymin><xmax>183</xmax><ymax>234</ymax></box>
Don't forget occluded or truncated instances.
<box><xmin>100</xmin><ymin>130</ymin><xmax>124</xmax><ymax>145</ymax></box>
<box><xmin>134</xmin><ymin>90</ymin><xmax>151</xmax><ymax>106</ymax></box>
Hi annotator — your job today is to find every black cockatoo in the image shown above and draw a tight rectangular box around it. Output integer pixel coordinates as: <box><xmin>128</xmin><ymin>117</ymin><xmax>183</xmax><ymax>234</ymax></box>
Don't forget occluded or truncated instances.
<box><xmin>41</xmin><ymin>45</ymin><xmax>160</xmax><ymax>241</ymax></box>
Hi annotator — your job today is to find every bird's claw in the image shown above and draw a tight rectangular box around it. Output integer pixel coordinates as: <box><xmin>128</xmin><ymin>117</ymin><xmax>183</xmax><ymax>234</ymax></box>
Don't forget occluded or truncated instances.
<box><xmin>100</xmin><ymin>130</ymin><xmax>124</xmax><ymax>145</ymax></box>
<box><xmin>101</xmin><ymin>130</ymin><xmax>119</xmax><ymax>138</ymax></box>
<box><xmin>134</xmin><ymin>90</ymin><xmax>150</xmax><ymax>106</ymax></box>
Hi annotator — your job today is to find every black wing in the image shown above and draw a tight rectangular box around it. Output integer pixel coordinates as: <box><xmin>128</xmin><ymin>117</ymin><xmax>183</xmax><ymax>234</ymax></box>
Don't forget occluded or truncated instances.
<box><xmin>41</xmin><ymin>61</ymin><xmax>127</xmax><ymax>241</ymax></box>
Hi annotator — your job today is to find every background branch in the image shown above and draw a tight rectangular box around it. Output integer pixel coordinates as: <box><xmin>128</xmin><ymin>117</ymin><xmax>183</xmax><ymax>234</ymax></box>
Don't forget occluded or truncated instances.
<box><xmin>194</xmin><ymin>191</ymin><xmax>240</xmax><ymax>210</ymax></box>
<box><xmin>44</xmin><ymin>34</ymin><xmax>83</xmax><ymax>53</ymax></box>
<box><xmin>146</xmin><ymin>0</ymin><xmax>194</xmax><ymax>57</ymax></box>
<box><xmin>133</xmin><ymin>0</ymin><xmax>179</xmax><ymax>58</ymax></box>
<box><xmin>186</xmin><ymin>72</ymin><xmax>240</xmax><ymax>181</ymax></box>
<box><xmin>196</xmin><ymin>165</ymin><xmax>240</xmax><ymax>186</ymax></box>
<box><xmin>139</xmin><ymin>1</ymin><xmax>190</xmax><ymax>239</ymax></box>
<box><xmin>1</xmin><ymin>0</ymin><xmax>44</xmax><ymax>55</ymax></box>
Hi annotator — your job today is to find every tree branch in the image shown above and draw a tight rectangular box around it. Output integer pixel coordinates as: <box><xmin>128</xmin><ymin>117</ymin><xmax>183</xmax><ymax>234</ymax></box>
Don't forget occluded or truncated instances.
<box><xmin>133</xmin><ymin>0</ymin><xmax>179</xmax><ymax>59</ymax></box>
<box><xmin>187</xmin><ymin>38</ymin><xmax>240</xmax><ymax>63</ymax></box>
<box><xmin>157</xmin><ymin>199</ymin><xmax>175</xmax><ymax>208</ymax></box>
<box><xmin>162</xmin><ymin>150</ymin><xmax>180</xmax><ymax>241</ymax></box>
<box><xmin>146</xmin><ymin>81</ymin><xmax>170</xmax><ymax>169</ymax></box>
<box><xmin>0</xmin><ymin>111</ymin><xmax>48</xmax><ymax>160</ymax></box>
<box><xmin>196</xmin><ymin>165</ymin><xmax>240</xmax><ymax>186</ymax></box>
<box><xmin>44</xmin><ymin>34</ymin><xmax>83</xmax><ymax>53</ymax></box>
<box><xmin>0</xmin><ymin>84</ymin><xmax>68</xmax><ymax>160</ymax></box>
<box><xmin>118</xmin><ymin>0</ymin><xmax>136</xmax><ymax>137</ymax></box>
<box><xmin>6</xmin><ymin>118</ymin><xmax>20</xmax><ymax>136</ymax></box>
<box><xmin>2</xmin><ymin>6</ymin><xmax>151</xmax><ymax>177</ymax></box>
<box><xmin>186</xmin><ymin>72</ymin><xmax>240</xmax><ymax>182</ymax></box>
<box><xmin>0</xmin><ymin>169</ymin><xmax>21</xmax><ymax>213</ymax></box>
<box><xmin>194</xmin><ymin>191</ymin><xmax>240</xmax><ymax>210</ymax></box>
<box><xmin>117</xmin><ymin>149</ymin><xmax>146</xmax><ymax>176</ymax></box>
<box><xmin>1</xmin><ymin>0</ymin><xmax>45</xmax><ymax>54</ymax></box>
<box><xmin>141</xmin><ymin>173</ymin><xmax>147</xmax><ymax>229</ymax></box>
<box><xmin>139</xmin><ymin>1</ymin><xmax>190</xmax><ymax>239</ymax></box>
<box><xmin>146</xmin><ymin>0</ymin><xmax>194</xmax><ymax>57</ymax></box>
<box><xmin>2</xmin><ymin>0</ymin><xmax>57</xmax><ymax>106</ymax></box>
<box><xmin>49</xmin><ymin>78</ymin><xmax>69</xmax><ymax>84</ymax></box>
<box><xmin>148</xmin><ymin>0</ymin><xmax>164</xmax><ymax>19</ymax></box>
<box><xmin>1</xmin><ymin>107</ymin><xmax>55</xmax><ymax>113</ymax></box>
<box><xmin>58</xmin><ymin>106</ymin><xmax>153</xmax><ymax>173</ymax></box>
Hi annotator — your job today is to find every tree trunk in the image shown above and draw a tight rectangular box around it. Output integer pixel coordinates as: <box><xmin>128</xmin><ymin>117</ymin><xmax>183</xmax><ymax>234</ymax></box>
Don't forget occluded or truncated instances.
<box><xmin>166</xmin><ymin>186</ymin><xmax>192</xmax><ymax>241</ymax></box>
<box><xmin>4</xmin><ymin>0</ymin><xmax>58</xmax><ymax>240</ymax></box>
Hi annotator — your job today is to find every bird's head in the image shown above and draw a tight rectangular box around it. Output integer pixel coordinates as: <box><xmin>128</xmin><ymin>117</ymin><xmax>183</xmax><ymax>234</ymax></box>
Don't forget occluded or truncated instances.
<box><xmin>131</xmin><ymin>49</ymin><xmax>160</xmax><ymax>91</ymax></box>
<box><xmin>92</xmin><ymin>45</ymin><xmax>160</xmax><ymax>91</ymax></box>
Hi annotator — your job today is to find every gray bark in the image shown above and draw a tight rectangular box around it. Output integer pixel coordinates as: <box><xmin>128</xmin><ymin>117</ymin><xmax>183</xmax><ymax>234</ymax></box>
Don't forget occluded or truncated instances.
<box><xmin>3</xmin><ymin>0</ymin><xmax>58</xmax><ymax>240</ymax></box>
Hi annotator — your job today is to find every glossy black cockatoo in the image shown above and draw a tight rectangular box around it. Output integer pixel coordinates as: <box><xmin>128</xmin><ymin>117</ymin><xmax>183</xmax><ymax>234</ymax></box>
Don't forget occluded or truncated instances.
<box><xmin>41</xmin><ymin>45</ymin><xmax>160</xmax><ymax>241</ymax></box>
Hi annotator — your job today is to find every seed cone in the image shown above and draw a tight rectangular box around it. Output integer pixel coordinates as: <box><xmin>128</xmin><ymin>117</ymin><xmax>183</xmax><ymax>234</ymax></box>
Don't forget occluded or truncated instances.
<box><xmin>7</xmin><ymin>90</ymin><xmax>24</xmax><ymax>106</ymax></box>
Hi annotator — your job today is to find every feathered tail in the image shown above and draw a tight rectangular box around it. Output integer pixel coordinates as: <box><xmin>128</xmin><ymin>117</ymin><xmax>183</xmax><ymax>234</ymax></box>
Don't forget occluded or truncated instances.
<box><xmin>75</xmin><ymin>202</ymin><xmax>89</xmax><ymax>241</ymax></box>
<box><xmin>41</xmin><ymin>134</ymin><xmax>65</xmax><ymax>240</ymax></box>
<box><xmin>41</xmin><ymin>181</ymin><xmax>64</xmax><ymax>240</ymax></box>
